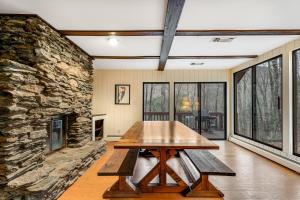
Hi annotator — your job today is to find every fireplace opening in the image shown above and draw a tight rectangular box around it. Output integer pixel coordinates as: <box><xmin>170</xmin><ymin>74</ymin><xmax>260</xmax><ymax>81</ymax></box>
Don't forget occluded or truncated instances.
<box><xmin>94</xmin><ymin>119</ymin><xmax>104</xmax><ymax>140</ymax></box>
<box><xmin>48</xmin><ymin>115</ymin><xmax>66</xmax><ymax>152</ymax></box>
<box><xmin>46</xmin><ymin>113</ymin><xmax>77</xmax><ymax>153</ymax></box>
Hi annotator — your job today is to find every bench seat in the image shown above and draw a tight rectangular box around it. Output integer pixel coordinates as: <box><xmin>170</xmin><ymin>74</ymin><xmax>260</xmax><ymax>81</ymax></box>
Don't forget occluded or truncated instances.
<box><xmin>98</xmin><ymin>149</ymin><xmax>139</xmax><ymax>176</ymax></box>
<box><xmin>180</xmin><ymin>149</ymin><xmax>236</xmax><ymax>198</ymax></box>
<box><xmin>184</xmin><ymin>149</ymin><xmax>236</xmax><ymax>176</ymax></box>
<box><xmin>98</xmin><ymin>149</ymin><xmax>140</xmax><ymax>198</ymax></box>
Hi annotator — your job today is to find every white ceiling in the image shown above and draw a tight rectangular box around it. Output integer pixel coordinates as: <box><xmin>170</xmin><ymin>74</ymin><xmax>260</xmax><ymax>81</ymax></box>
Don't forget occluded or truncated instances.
<box><xmin>178</xmin><ymin>0</ymin><xmax>300</xmax><ymax>29</ymax></box>
<box><xmin>0</xmin><ymin>0</ymin><xmax>167</xmax><ymax>30</ymax></box>
<box><xmin>170</xmin><ymin>36</ymin><xmax>300</xmax><ymax>56</ymax></box>
<box><xmin>68</xmin><ymin>36</ymin><xmax>162</xmax><ymax>56</ymax></box>
<box><xmin>93</xmin><ymin>59</ymin><xmax>159</xmax><ymax>70</ymax></box>
<box><xmin>1</xmin><ymin>0</ymin><xmax>300</xmax><ymax>70</ymax></box>
<box><xmin>165</xmin><ymin>59</ymin><xmax>252</xmax><ymax>70</ymax></box>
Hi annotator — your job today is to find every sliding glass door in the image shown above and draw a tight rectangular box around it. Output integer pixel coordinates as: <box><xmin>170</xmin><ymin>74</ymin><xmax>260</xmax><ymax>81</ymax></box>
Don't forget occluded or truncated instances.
<box><xmin>174</xmin><ymin>83</ymin><xmax>199</xmax><ymax>131</ymax></box>
<box><xmin>201</xmin><ymin>83</ymin><xmax>226</xmax><ymax>139</ymax></box>
<box><xmin>143</xmin><ymin>83</ymin><xmax>170</xmax><ymax>121</ymax></box>
<box><xmin>293</xmin><ymin>49</ymin><xmax>300</xmax><ymax>156</ymax></box>
<box><xmin>174</xmin><ymin>82</ymin><xmax>226</xmax><ymax>140</ymax></box>
<box><xmin>234</xmin><ymin>56</ymin><xmax>283</xmax><ymax>149</ymax></box>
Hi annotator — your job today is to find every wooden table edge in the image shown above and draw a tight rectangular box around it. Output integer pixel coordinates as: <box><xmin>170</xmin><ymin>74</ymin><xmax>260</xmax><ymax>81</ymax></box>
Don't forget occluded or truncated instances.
<box><xmin>113</xmin><ymin>145</ymin><xmax>220</xmax><ymax>150</ymax></box>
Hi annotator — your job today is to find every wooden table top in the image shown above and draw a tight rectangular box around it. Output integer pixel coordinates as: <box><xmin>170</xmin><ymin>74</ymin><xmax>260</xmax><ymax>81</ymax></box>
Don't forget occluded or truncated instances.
<box><xmin>114</xmin><ymin>121</ymin><xmax>219</xmax><ymax>150</ymax></box>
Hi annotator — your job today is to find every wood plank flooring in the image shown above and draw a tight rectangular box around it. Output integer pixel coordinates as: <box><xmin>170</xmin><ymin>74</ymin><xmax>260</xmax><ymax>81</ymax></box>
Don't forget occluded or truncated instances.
<box><xmin>58</xmin><ymin>141</ymin><xmax>300</xmax><ymax>200</ymax></box>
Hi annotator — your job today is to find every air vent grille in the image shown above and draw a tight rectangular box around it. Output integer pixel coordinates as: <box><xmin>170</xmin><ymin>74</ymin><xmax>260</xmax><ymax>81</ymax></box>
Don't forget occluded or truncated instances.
<box><xmin>211</xmin><ymin>37</ymin><xmax>235</xmax><ymax>43</ymax></box>
<box><xmin>190</xmin><ymin>62</ymin><xmax>204</xmax><ymax>66</ymax></box>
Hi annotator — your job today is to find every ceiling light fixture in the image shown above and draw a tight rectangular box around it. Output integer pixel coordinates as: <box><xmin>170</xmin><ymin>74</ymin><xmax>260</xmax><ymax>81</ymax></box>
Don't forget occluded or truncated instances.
<box><xmin>107</xmin><ymin>36</ymin><xmax>119</xmax><ymax>46</ymax></box>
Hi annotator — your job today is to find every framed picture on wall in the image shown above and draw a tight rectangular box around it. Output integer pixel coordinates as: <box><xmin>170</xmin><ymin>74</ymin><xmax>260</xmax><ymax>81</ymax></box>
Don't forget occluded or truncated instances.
<box><xmin>115</xmin><ymin>84</ymin><xmax>130</xmax><ymax>105</ymax></box>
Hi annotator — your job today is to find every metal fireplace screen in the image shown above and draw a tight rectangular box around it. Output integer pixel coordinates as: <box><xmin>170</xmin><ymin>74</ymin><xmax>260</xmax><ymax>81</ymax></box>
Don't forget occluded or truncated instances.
<box><xmin>50</xmin><ymin>117</ymin><xmax>65</xmax><ymax>151</ymax></box>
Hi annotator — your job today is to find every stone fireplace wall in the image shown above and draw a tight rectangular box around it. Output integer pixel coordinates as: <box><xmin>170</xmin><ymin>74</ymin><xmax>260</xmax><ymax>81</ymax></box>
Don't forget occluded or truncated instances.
<box><xmin>0</xmin><ymin>15</ymin><xmax>105</xmax><ymax>199</ymax></box>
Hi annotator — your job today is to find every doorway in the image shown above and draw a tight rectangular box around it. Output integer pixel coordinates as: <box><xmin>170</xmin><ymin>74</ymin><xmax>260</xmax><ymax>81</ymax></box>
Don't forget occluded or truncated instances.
<box><xmin>174</xmin><ymin>82</ymin><xmax>227</xmax><ymax>140</ymax></box>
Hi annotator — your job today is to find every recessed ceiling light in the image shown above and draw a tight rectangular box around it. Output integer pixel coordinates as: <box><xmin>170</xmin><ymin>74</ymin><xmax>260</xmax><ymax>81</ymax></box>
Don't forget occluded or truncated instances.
<box><xmin>211</xmin><ymin>37</ymin><xmax>235</xmax><ymax>43</ymax></box>
<box><xmin>190</xmin><ymin>62</ymin><xmax>204</xmax><ymax>66</ymax></box>
<box><xmin>107</xmin><ymin>36</ymin><xmax>119</xmax><ymax>46</ymax></box>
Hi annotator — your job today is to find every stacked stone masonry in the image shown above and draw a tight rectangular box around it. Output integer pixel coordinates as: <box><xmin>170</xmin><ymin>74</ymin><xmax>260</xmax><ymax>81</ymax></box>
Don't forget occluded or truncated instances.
<box><xmin>0</xmin><ymin>15</ymin><xmax>106</xmax><ymax>199</ymax></box>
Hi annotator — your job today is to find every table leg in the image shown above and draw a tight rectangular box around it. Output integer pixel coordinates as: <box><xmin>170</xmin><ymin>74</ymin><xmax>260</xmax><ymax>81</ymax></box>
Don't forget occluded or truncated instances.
<box><xmin>159</xmin><ymin>147</ymin><xmax>167</xmax><ymax>186</ymax></box>
<box><xmin>138</xmin><ymin>148</ymin><xmax>187</xmax><ymax>193</ymax></box>
<box><xmin>138</xmin><ymin>163</ymin><xmax>160</xmax><ymax>187</ymax></box>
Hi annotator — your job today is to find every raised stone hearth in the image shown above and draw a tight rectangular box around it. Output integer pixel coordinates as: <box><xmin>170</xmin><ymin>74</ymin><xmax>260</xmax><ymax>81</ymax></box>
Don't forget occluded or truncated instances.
<box><xmin>0</xmin><ymin>15</ymin><xmax>106</xmax><ymax>199</ymax></box>
<box><xmin>8</xmin><ymin>141</ymin><xmax>105</xmax><ymax>200</ymax></box>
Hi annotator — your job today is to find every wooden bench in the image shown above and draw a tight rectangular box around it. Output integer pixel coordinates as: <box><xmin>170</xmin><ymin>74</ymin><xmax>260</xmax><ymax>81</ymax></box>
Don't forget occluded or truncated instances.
<box><xmin>180</xmin><ymin>149</ymin><xmax>236</xmax><ymax>198</ymax></box>
<box><xmin>98</xmin><ymin>149</ymin><xmax>140</xmax><ymax>198</ymax></box>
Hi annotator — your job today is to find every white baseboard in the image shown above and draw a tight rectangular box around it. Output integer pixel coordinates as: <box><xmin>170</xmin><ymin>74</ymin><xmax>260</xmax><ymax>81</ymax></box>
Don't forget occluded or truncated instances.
<box><xmin>104</xmin><ymin>135</ymin><xmax>122</xmax><ymax>141</ymax></box>
<box><xmin>230</xmin><ymin>136</ymin><xmax>300</xmax><ymax>173</ymax></box>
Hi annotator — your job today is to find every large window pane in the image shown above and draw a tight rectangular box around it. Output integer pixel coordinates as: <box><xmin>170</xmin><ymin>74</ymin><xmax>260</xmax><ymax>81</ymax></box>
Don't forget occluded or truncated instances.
<box><xmin>143</xmin><ymin>83</ymin><xmax>169</xmax><ymax>121</ymax></box>
<box><xmin>234</xmin><ymin>56</ymin><xmax>283</xmax><ymax>150</ymax></box>
<box><xmin>293</xmin><ymin>49</ymin><xmax>300</xmax><ymax>156</ymax></box>
<box><xmin>255</xmin><ymin>57</ymin><xmax>282</xmax><ymax>149</ymax></box>
<box><xmin>174</xmin><ymin>82</ymin><xmax>226</xmax><ymax>139</ymax></box>
<box><xmin>201</xmin><ymin>83</ymin><xmax>226</xmax><ymax>139</ymax></box>
<box><xmin>174</xmin><ymin>83</ymin><xmax>199</xmax><ymax>131</ymax></box>
<box><xmin>234</xmin><ymin>69</ymin><xmax>252</xmax><ymax>138</ymax></box>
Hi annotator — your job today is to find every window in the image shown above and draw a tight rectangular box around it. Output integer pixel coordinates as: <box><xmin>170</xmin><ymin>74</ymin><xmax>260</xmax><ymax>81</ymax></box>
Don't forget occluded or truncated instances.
<box><xmin>255</xmin><ymin>57</ymin><xmax>282</xmax><ymax>149</ymax></box>
<box><xmin>143</xmin><ymin>83</ymin><xmax>169</xmax><ymax>121</ymax></box>
<box><xmin>174</xmin><ymin>82</ymin><xmax>226</xmax><ymax>140</ymax></box>
<box><xmin>234</xmin><ymin>56</ymin><xmax>283</xmax><ymax>149</ymax></box>
<box><xmin>234</xmin><ymin>68</ymin><xmax>252</xmax><ymax>138</ymax></box>
<box><xmin>293</xmin><ymin>49</ymin><xmax>300</xmax><ymax>156</ymax></box>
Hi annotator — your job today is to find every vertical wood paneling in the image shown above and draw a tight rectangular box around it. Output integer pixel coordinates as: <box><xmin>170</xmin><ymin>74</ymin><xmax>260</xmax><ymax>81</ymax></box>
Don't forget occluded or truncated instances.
<box><xmin>93</xmin><ymin>69</ymin><xmax>229</xmax><ymax>136</ymax></box>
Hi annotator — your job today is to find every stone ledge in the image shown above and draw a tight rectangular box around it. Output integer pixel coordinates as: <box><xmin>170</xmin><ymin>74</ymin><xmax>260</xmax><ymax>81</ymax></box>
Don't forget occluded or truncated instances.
<box><xmin>4</xmin><ymin>141</ymin><xmax>106</xmax><ymax>200</ymax></box>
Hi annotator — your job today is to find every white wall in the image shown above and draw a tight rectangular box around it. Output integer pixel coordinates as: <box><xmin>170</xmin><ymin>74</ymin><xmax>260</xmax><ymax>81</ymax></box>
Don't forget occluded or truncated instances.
<box><xmin>93</xmin><ymin>69</ymin><xmax>230</xmax><ymax>137</ymax></box>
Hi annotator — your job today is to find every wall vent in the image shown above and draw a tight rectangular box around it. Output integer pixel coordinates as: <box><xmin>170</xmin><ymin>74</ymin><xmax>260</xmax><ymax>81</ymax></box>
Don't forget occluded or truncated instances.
<box><xmin>211</xmin><ymin>37</ymin><xmax>235</xmax><ymax>43</ymax></box>
<box><xmin>190</xmin><ymin>62</ymin><xmax>204</xmax><ymax>66</ymax></box>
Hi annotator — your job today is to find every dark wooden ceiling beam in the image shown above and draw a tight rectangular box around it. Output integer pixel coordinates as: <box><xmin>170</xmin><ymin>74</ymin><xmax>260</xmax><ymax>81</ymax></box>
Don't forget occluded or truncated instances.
<box><xmin>60</xmin><ymin>29</ymin><xmax>300</xmax><ymax>36</ymax></box>
<box><xmin>169</xmin><ymin>55</ymin><xmax>258</xmax><ymax>59</ymax></box>
<box><xmin>92</xmin><ymin>55</ymin><xmax>257</xmax><ymax>59</ymax></box>
<box><xmin>93</xmin><ymin>56</ymin><xmax>159</xmax><ymax>59</ymax></box>
<box><xmin>158</xmin><ymin>0</ymin><xmax>186</xmax><ymax>71</ymax></box>
<box><xmin>60</xmin><ymin>30</ymin><xmax>163</xmax><ymax>36</ymax></box>
<box><xmin>175</xmin><ymin>29</ymin><xmax>300</xmax><ymax>36</ymax></box>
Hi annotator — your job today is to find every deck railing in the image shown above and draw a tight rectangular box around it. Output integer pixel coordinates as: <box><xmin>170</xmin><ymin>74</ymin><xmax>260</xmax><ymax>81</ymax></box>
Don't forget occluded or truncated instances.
<box><xmin>175</xmin><ymin>112</ymin><xmax>224</xmax><ymax>131</ymax></box>
<box><xmin>143</xmin><ymin>112</ymin><xmax>224</xmax><ymax>131</ymax></box>
<box><xmin>175</xmin><ymin>112</ymin><xmax>197</xmax><ymax>130</ymax></box>
<box><xmin>143</xmin><ymin>112</ymin><xmax>169</xmax><ymax>121</ymax></box>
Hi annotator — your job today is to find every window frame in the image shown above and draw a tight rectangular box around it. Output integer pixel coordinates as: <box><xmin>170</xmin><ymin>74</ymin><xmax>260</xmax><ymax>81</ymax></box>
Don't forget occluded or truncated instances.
<box><xmin>233</xmin><ymin>55</ymin><xmax>283</xmax><ymax>150</ymax></box>
<box><xmin>142</xmin><ymin>82</ymin><xmax>170</xmax><ymax>121</ymax></box>
<box><xmin>292</xmin><ymin>49</ymin><xmax>300</xmax><ymax>157</ymax></box>
<box><xmin>233</xmin><ymin>67</ymin><xmax>253</xmax><ymax>140</ymax></box>
<box><xmin>174</xmin><ymin>82</ymin><xmax>227</xmax><ymax>140</ymax></box>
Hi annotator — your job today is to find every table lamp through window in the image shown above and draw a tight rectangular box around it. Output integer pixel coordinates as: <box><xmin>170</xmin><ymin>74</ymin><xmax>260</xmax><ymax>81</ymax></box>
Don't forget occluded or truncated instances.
<box><xmin>181</xmin><ymin>96</ymin><xmax>191</xmax><ymax>112</ymax></box>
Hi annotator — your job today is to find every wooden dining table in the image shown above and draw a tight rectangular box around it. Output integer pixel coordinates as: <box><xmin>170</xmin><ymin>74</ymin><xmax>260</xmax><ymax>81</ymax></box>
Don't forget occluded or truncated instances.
<box><xmin>113</xmin><ymin>121</ymin><xmax>219</xmax><ymax>194</ymax></box>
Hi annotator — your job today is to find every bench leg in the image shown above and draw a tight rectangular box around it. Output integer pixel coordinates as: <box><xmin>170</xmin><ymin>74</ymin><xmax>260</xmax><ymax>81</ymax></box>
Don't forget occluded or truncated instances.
<box><xmin>184</xmin><ymin>175</ymin><xmax>224</xmax><ymax>198</ymax></box>
<box><xmin>103</xmin><ymin>176</ymin><xmax>141</xmax><ymax>198</ymax></box>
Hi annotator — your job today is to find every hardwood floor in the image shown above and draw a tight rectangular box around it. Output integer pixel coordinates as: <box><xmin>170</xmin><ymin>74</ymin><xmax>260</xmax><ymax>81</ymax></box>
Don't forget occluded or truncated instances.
<box><xmin>58</xmin><ymin>141</ymin><xmax>300</xmax><ymax>200</ymax></box>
